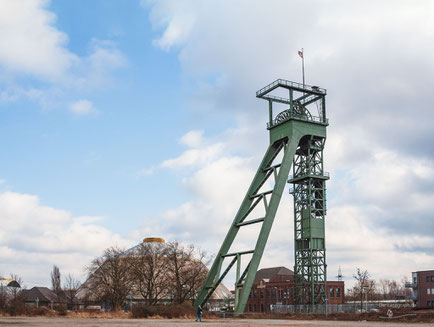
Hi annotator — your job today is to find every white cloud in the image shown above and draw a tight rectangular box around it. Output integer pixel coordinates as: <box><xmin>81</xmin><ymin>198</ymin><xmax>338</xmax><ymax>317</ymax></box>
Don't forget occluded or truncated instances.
<box><xmin>179</xmin><ymin>130</ymin><xmax>204</xmax><ymax>147</ymax></box>
<box><xmin>135</xmin><ymin>129</ymin><xmax>256</xmax><ymax>243</ymax></box>
<box><xmin>0</xmin><ymin>0</ymin><xmax>77</xmax><ymax>80</ymax></box>
<box><xmin>136</xmin><ymin>167</ymin><xmax>155</xmax><ymax>178</ymax></box>
<box><xmin>146</xmin><ymin>0</ymin><xmax>196</xmax><ymax>51</ymax></box>
<box><xmin>0</xmin><ymin>191</ymin><xmax>133</xmax><ymax>286</ymax></box>
<box><xmin>135</xmin><ymin>129</ymin><xmax>294</xmax><ymax>286</ymax></box>
<box><xmin>161</xmin><ymin>142</ymin><xmax>225</xmax><ymax>169</ymax></box>
<box><xmin>137</xmin><ymin>126</ymin><xmax>434</xmax><ymax>289</ymax></box>
<box><xmin>142</xmin><ymin>0</ymin><xmax>434</xmax><ymax>287</ymax></box>
<box><xmin>68</xmin><ymin>99</ymin><xmax>97</xmax><ymax>115</ymax></box>
<box><xmin>0</xmin><ymin>1</ymin><xmax>125</xmax><ymax>110</ymax></box>
<box><xmin>72</xmin><ymin>39</ymin><xmax>126</xmax><ymax>90</ymax></box>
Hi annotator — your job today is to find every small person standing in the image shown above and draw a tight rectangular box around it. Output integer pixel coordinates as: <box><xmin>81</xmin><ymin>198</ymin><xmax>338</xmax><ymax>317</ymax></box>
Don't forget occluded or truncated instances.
<box><xmin>196</xmin><ymin>305</ymin><xmax>203</xmax><ymax>322</ymax></box>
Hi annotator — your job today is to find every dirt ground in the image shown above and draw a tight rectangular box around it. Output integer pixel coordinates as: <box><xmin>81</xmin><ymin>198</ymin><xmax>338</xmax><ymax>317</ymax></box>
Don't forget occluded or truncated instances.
<box><xmin>1</xmin><ymin>317</ymin><xmax>434</xmax><ymax>327</ymax></box>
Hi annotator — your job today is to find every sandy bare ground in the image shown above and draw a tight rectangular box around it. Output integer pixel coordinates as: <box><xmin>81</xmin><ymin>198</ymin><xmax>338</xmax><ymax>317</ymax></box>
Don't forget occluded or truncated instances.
<box><xmin>1</xmin><ymin>317</ymin><xmax>434</xmax><ymax>327</ymax></box>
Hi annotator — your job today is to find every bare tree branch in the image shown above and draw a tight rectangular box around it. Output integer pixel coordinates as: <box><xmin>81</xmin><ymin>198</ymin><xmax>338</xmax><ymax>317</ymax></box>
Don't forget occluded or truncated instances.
<box><xmin>84</xmin><ymin>247</ymin><xmax>131</xmax><ymax>310</ymax></box>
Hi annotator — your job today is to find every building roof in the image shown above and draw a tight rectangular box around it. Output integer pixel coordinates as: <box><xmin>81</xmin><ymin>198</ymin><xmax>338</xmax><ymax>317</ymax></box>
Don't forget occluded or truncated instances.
<box><xmin>22</xmin><ymin>287</ymin><xmax>58</xmax><ymax>303</ymax></box>
<box><xmin>254</xmin><ymin>266</ymin><xmax>294</xmax><ymax>283</ymax></box>
<box><xmin>120</xmin><ymin>237</ymin><xmax>168</xmax><ymax>257</ymax></box>
<box><xmin>0</xmin><ymin>278</ymin><xmax>20</xmax><ymax>288</ymax></box>
<box><xmin>414</xmin><ymin>270</ymin><xmax>434</xmax><ymax>274</ymax></box>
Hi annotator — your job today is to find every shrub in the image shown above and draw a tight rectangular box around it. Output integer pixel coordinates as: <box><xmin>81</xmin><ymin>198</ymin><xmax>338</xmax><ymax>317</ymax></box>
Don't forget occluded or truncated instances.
<box><xmin>29</xmin><ymin>306</ymin><xmax>54</xmax><ymax>317</ymax></box>
<box><xmin>6</xmin><ymin>297</ymin><xmax>28</xmax><ymax>316</ymax></box>
<box><xmin>132</xmin><ymin>304</ymin><xmax>197</xmax><ymax>319</ymax></box>
<box><xmin>131</xmin><ymin>304</ymin><xmax>155</xmax><ymax>318</ymax></box>
<box><xmin>57</xmin><ymin>304</ymin><xmax>67</xmax><ymax>316</ymax></box>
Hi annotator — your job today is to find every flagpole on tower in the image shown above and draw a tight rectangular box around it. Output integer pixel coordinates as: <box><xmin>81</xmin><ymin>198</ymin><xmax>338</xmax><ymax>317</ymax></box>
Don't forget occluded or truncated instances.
<box><xmin>298</xmin><ymin>48</ymin><xmax>305</xmax><ymax>88</ymax></box>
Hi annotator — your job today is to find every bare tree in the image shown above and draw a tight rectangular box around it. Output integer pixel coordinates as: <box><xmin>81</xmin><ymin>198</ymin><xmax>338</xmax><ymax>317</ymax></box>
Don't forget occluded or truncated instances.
<box><xmin>51</xmin><ymin>265</ymin><xmax>62</xmax><ymax>300</ymax></box>
<box><xmin>379</xmin><ymin>279</ymin><xmax>390</xmax><ymax>300</ymax></box>
<box><xmin>401</xmin><ymin>276</ymin><xmax>412</xmax><ymax>299</ymax></box>
<box><xmin>166</xmin><ymin>242</ymin><xmax>209</xmax><ymax>304</ymax></box>
<box><xmin>64</xmin><ymin>274</ymin><xmax>81</xmax><ymax>309</ymax></box>
<box><xmin>353</xmin><ymin>268</ymin><xmax>370</xmax><ymax>309</ymax></box>
<box><xmin>388</xmin><ymin>279</ymin><xmax>399</xmax><ymax>298</ymax></box>
<box><xmin>8</xmin><ymin>274</ymin><xmax>23</xmax><ymax>300</ymax></box>
<box><xmin>378</xmin><ymin>278</ymin><xmax>408</xmax><ymax>300</ymax></box>
<box><xmin>5</xmin><ymin>274</ymin><xmax>25</xmax><ymax>315</ymax></box>
<box><xmin>0</xmin><ymin>286</ymin><xmax>7</xmax><ymax>312</ymax></box>
<box><xmin>128</xmin><ymin>241</ymin><xmax>170</xmax><ymax>305</ymax></box>
<box><xmin>85</xmin><ymin>247</ymin><xmax>131</xmax><ymax>311</ymax></box>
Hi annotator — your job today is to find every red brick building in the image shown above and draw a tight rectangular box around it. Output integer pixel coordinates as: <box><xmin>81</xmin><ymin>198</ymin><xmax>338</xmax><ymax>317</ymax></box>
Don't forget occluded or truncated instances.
<box><xmin>409</xmin><ymin>270</ymin><xmax>434</xmax><ymax>308</ymax></box>
<box><xmin>245</xmin><ymin>266</ymin><xmax>344</xmax><ymax>313</ymax></box>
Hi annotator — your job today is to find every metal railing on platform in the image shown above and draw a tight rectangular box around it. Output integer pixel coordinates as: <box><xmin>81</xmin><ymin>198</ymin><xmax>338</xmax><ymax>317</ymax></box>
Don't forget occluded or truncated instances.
<box><xmin>256</xmin><ymin>79</ymin><xmax>326</xmax><ymax>98</ymax></box>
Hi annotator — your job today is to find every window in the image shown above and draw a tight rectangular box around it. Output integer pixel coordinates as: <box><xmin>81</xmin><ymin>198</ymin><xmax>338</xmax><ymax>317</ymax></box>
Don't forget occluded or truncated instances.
<box><xmin>431</xmin><ymin>276</ymin><xmax>434</xmax><ymax>282</ymax></box>
<box><xmin>260</xmin><ymin>290</ymin><xmax>264</xmax><ymax>298</ymax></box>
<box><xmin>249</xmin><ymin>304</ymin><xmax>252</xmax><ymax>312</ymax></box>
<box><xmin>336</xmin><ymin>287</ymin><xmax>341</xmax><ymax>298</ymax></box>
<box><xmin>261</xmin><ymin>304</ymin><xmax>264</xmax><ymax>312</ymax></box>
<box><xmin>432</xmin><ymin>288</ymin><xmax>434</xmax><ymax>294</ymax></box>
<box><xmin>427</xmin><ymin>276</ymin><xmax>430</xmax><ymax>282</ymax></box>
<box><xmin>279</xmin><ymin>289</ymin><xmax>283</xmax><ymax>299</ymax></box>
<box><xmin>428</xmin><ymin>289</ymin><xmax>431</xmax><ymax>295</ymax></box>
<box><xmin>330</xmin><ymin>287</ymin><xmax>334</xmax><ymax>298</ymax></box>
<box><xmin>254</xmin><ymin>304</ymin><xmax>257</xmax><ymax>312</ymax></box>
<box><xmin>428</xmin><ymin>301</ymin><xmax>431</xmax><ymax>307</ymax></box>
<box><xmin>266</xmin><ymin>289</ymin><xmax>270</xmax><ymax>299</ymax></box>
<box><xmin>272</xmin><ymin>289</ymin><xmax>275</xmax><ymax>298</ymax></box>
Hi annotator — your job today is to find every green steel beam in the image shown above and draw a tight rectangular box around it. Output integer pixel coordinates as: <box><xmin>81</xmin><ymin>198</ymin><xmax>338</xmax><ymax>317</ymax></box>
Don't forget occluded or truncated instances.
<box><xmin>195</xmin><ymin>79</ymin><xmax>328</xmax><ymax>314</ymax></box>
<box><xmin>194</xmin><ymin>141</ymin><xmax>286</xmax><ymax>308</ymax></box>
<box><xmin>234</xmin><ymin>135</ymin><xmax>302</xmax><ymax>313</ymax></box>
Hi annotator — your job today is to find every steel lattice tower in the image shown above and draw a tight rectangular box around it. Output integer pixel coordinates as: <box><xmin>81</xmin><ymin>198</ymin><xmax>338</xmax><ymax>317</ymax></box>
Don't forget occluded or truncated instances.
<box><xmin>289</xmin><ymin>135</ymin><xmax>328</xmax><ymax>305</ymax></box>
<box><xmin>194</xmin><ymin>79</ymin><xmax>328</xmax><ymax>314</ymax></box>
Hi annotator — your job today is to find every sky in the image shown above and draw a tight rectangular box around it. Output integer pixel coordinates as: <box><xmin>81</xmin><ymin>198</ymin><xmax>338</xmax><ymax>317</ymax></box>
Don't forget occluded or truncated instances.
<box><xmin>1</xmin><ymin>0</ymin><xmax>434</xmax><ymax>291</ymax></box>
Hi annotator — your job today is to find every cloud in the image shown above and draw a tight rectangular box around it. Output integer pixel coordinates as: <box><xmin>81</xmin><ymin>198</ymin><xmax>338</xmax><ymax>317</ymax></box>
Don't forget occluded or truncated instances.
<box><xmin>137</xmin><ymin>127</ymin><xmax>434</xmax><ymax>288</ymax></box>
<box><xmin>134</xmin><ymin>129</ymin><xmax>295</xmax><ymax>286</ymax></box>
<box><xmin>179</xmin><ymin>130</ymin><xmax>204</xmax><ymax>147</ymax></box>
<box><xmin>161</xmin><ymin>142</ymin><xmax>225</xmax><ymax>169</ymax></box>
<box><xmin>72</xmin><ymin>39</ymin><xmax>126</xmax><ymax>90</ymax></box>
<box><xmin>136</xmin><ymin>167</ymin><xmax>155</xmax><ymax>178</ymax></box>
<box><xmin>0</xmin><ymin>0</ymin><xmax>77</xmax><ymax>80</ymax></box>
<box><xmin>146</xmin><ymin>0</ymin><xmax>196</xmax><ymax>51</ymax></box>
<box><xmin>135</xmin><ymin>129</ymin><xmax>256</xmax><ymax>244</ymax></box>
<box><xmin>143</xmin><ymin>0</ymin><xmax>434</xmax><ymax>287</ymax></box>
<box><xmin>68</xmin><ymin>99</ymin><xmax>97</xmax><ymax>115</ymax></box>
<box><xmin>0</xmin><ymin>191</ymin><xmax>133</xmax><ymax>286</ymax></box>
<box><xmin>147</xmin><ymin>0</ymin><xmax>434</xmax><ymax>157</ymax></box>
<box><xmin>0</xmin><ymin>1</ymin><xmax>125</xmax><ymax>110</ymax></box>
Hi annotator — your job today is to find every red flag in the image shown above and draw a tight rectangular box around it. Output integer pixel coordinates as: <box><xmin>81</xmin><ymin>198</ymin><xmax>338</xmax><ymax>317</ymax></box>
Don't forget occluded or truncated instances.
<box><xmin>298</xmin><ymin>50</ymin><xmax>303</xmax><ymax>59</ymax></box>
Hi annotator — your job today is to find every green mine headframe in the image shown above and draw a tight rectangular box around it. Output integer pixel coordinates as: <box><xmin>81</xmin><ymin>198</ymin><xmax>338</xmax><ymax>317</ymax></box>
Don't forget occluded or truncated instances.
<box><xmin>195</xmin><ymin>79</ymin><xmax>328</xmax><ymax>313</ymax></box>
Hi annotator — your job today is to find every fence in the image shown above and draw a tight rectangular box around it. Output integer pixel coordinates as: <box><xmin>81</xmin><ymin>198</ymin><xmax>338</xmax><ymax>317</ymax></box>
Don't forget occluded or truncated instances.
<box><xmin>272</xmin><ymin>303</ymin><xmax>382</xmax><ymax>314</ymax></box>
<box><xmin>271</xmin><ymin>300</ymin><xmax>412</xmax><ymax>314</ymax></box>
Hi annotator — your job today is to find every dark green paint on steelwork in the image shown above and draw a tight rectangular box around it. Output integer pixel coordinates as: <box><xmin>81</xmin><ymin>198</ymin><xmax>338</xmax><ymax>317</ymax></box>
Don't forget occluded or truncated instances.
<box><xmin>194</xmin><ymin>79</ymin><xmax>328</xmax><ymax>314</ymax></box>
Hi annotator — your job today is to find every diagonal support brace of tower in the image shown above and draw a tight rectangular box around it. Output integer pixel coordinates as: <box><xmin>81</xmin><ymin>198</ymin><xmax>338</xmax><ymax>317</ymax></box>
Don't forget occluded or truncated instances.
<box><xmin>194</xmin><ymin>79</ymin><xmax>329</xmax><ymax>314</ymax></box>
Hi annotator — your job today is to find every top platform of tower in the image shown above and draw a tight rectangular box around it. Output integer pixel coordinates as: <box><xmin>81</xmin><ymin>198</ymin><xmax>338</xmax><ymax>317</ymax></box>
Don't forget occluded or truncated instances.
<box><xmin>256</xmin><ymin>79</ymin><xmax>328</xmax><ymax>129</ymax></box>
